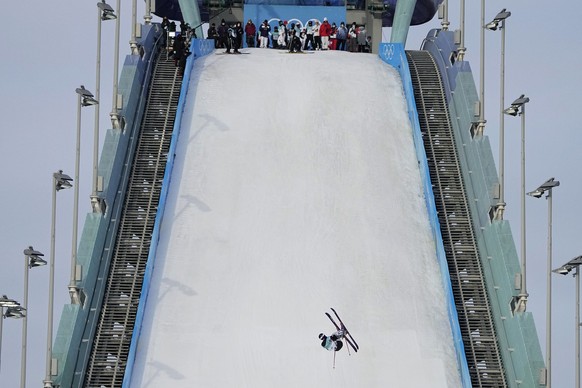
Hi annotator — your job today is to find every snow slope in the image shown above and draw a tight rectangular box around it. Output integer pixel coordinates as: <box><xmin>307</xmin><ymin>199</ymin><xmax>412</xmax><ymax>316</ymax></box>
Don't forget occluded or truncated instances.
<box><xmin>129</xmin><ymin>48</ymin><xmax>461</xmax><ymax>387</ymax></box>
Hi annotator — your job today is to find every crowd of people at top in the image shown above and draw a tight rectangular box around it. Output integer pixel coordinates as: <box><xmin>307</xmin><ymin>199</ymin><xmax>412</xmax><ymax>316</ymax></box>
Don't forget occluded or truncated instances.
<box><xmin>207</xmin><ymin>18</ymin><xmax>372</xmax><ymax>53</ymax></box>
<box><xmin>161</xmin><ymin>15</ymin><xmax>372</xmax><ymax>63</ymax></box>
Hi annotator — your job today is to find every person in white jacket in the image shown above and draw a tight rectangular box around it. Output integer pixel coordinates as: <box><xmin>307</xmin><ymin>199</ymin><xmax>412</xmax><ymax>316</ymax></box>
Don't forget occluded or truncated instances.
<box><xmin>277</xmin><ymin>24</ymin><xmax>287</xmax><ymax>49</ymax></box>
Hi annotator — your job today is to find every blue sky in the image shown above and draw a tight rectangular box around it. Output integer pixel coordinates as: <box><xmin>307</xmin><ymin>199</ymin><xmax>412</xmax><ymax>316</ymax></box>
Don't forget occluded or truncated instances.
<box><xmin>0</xmin><ymin>0</ymin><xmax>581</xmax><ymax>386</ymax></box>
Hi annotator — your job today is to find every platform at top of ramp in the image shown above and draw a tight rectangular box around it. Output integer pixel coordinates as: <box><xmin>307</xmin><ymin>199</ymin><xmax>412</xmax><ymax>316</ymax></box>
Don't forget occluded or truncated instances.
<box><xmin>129</xmin><ymin>48</ymin><xmax>462</xmax><ymax>387</ymax></box>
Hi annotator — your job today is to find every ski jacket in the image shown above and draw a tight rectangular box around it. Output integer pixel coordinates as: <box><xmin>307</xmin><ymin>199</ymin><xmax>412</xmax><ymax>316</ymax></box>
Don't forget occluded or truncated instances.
<box><xmin>320</xmin><ymin>21</ymin><xmax>331</xmax><ymax>37</ymax></box>
<box><xmin>313</xmin><ymin>24</ymin><xmax>320</xmax><ymax>37</ymax></box>
<box><xmin>320</xmin><ymin>336</ymin><xmax>343</xmax><ymax>351</ymax></box>
<box><xmin>277</xmin><ymin>30</ymin><xmax>286</xmax><ymax>46</ymax></box>
<box><xmin>357</xmin><ymin>27</ymin><xmax>367</xmax><ymax>45</ymax></box>
<box><xmin>217</xmin><ymin>24</ymin><xmax>228</xmax><ymax>38</ymax></box>
<box><xmin>245</xmin><ymin>22</ymin><xmax>256</xmax><ymax>37</ymax></box>
<box><xmin>207</xmin><ymin>26</ymin><xmax>218</xmax><ymax>39</ymax></box>
<box><xmin>336</xmin><ymin>26</ymin><xmax>347</xmax><ymax>40</ymax></box>
<box><xmin>234</xmin><ymin>26</ymin><xmax>244</xmax><ymax>42</ymax></box>
<box><xmin>259</xmin><ymin>23</ymin><xmax>271</xmax><ymax>37</ymax></box>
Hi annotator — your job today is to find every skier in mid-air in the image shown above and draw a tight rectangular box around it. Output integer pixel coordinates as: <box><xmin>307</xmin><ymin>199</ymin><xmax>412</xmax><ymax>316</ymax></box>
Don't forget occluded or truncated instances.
<box><xmin>320</xmin><ymin>308</ymin><xmax>359</xmax><ymax>368</ymax></box>
<box><xmin>318</xmin><ymin>330</ymin><xmax>345</xmax><ymax>351</ymax></box>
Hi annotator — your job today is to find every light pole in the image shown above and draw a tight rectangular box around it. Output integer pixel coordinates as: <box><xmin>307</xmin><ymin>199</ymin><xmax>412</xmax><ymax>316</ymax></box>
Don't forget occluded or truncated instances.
<box><xmin>71</xmin><ymin>86</ymin><xmax>98</xmax><ymax>305</ymax></box>
<box><xmin>474</xmin><ymin>0</ymin><xmax>487</xmax><ymax>137</ymax></box>
<box><xmin>0</xmin><ymin>295</ymin><xmax>23</xmax><ymax>374</ymax></box>
<box><xmin>457</xmin><ymin>0</ymin><xmax>466</xmax><ymax>61</ymax></box>
<box><xmin>111</xmin><ymin>0</ymin><xmax>125</xmax><ymax>130</ymax></box>
<box><xmin>486</xmin><ymin>8</ymin><xmax>511</xmax><ymax>220</ymax></box>
<box><xmin>21</xmin><ymin>247</ymin><xmax>46</xmax><ymax>388</ymax></box>
<box><xmin>144</xmin><ymin>0</ymin><xmax>152</xmax><ymax>25</ymax></box>
<box><xmin>92</xmin><ymin>1</ymin><xmax>117</xmax><ymax>214</ymax></box>
<box><xmin>44</xmin><ymin>171</ymin><xmax>72</xmax><ymax>388</ymax></box>
<box><xmin>504</xmin><ymin>94</ymin><xmax>530</xmax><ymax>313</ymax></box>
<box><xmin>553</xmin><ymin>255</ymin><xmax>582</xmax><ymax>388</ymax></box>
<box><xmin>528</xmin><ymin>178</ymin><xmax>560</xmax><ymax>387</ymax></box>
<box><xmin>440</xmin><ymin>0</ymin><xmax>449</xmax><ymax>31</ymax></box>
<box><xmin>130</xmin><ymin>0</ymin><xmax>139</xmax><ymax>54</ymax></box>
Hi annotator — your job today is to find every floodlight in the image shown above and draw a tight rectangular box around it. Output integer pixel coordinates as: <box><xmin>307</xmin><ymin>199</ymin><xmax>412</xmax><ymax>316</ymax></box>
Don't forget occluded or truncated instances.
<box><xmin>54</xmin><ymin>170</ymin><xmax>73</xmax><ymax>191</ymax></box>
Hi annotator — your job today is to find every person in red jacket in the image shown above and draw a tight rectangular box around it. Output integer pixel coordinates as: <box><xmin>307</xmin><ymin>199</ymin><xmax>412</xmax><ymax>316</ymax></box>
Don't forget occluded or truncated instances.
<box><xmin>329</xmin><ymin>22</ymin><xmax>337</xmax><ymax>50</ymax></box>
<box><xmin>320</xmin><ymin>17</ymin><xmax>332</xmax><ymax>50</ymax></box>
<box><xmin>245</xmin><ymin>19</ymin><xmax>256</xmax><ymax>48</ymax></box>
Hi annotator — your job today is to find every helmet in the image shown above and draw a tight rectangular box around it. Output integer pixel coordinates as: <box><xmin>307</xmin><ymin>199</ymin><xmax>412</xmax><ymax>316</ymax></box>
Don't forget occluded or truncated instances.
<box><xmin>318</xmin><ymin>333</ymin><xmax>325</xmax><ymax>340</ymax></box>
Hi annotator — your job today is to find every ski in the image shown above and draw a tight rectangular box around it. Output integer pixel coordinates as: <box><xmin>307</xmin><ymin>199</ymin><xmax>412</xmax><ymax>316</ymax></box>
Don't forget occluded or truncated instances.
<box><xmin>330</xmin><ymin>308</ymin><xmax>360</xmax><ymax>351</ymax></box>
<box><xmin>325</xmin><ymin>311</ymin><xmax>358</xmax><ymax>353</ymax></box>
<box><xmin>215</xmin><ymin>51</ymin><xmax>250</xmax><ymax>55</ymax></box>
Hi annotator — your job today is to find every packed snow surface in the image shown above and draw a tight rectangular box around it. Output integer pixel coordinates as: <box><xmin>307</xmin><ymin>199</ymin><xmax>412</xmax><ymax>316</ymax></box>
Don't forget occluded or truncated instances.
<box><xmin>130</xmin><ymin>48</ymin><xmax>461</xmax><ymax>387</ymax></box>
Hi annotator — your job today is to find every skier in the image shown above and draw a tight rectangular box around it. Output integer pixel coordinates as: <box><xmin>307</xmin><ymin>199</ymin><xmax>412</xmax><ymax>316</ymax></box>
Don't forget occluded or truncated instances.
<box><xmin>318</xmin><ymin>330</ymin><xmax>345</xmax><ymax>351</ymax></box>
<box><xmin>226</xmin><ymin>24</ymin><xmax>241</xmax><ymax>54</ymax></box>
<box><xmin>231</xmin><ymin>22</ymin><xmax>244</xmax><ymax>53</ymax></box>
<box><xmin>288</xmin><ymin>29</ymin><xmax>302</xmax><ymax>53</ymax></box>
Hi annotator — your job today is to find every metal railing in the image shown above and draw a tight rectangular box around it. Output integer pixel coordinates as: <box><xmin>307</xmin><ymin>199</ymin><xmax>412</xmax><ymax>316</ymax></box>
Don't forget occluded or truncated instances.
<box><xmin>406</xmin><ymin>50</ymin><xmax>508</xmax><ymax>388</ymax></box>
<box><xmin>82</xmin><ymin>52</ymin><xmax>183</xmax><ymax>387</ymax></box>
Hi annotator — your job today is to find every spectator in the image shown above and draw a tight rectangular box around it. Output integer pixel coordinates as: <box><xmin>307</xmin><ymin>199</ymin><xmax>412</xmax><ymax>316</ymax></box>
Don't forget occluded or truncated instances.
<box><xmin>232</xmin><ymin>22</ymin><xmax>244</xmax><ymax>53</ymax></box>
<box><xmin>272</xmin><ymin>26</ymin><xmax>280</xmax><ymax>49</ymax></box>
<box><xmin>347</xmin><ymin>22</ymin><xmax>358</xmax><ymax>52</ymax></box>
<box><xmin>336</xmin><ymin>22</ymin><xmax>347</xmax><ymax>51</ymax></box>
<box><xmin>300</xmin><ymin>29</ymin><xmax>307</xmax><ymax>50</ymax></box>
<box><xmin>329</xmin><ymin>22</ymin><xmax>337</xmax><ymax>50</ymax></box>
<box><xmin>180</xmin><ymin>20</ymin><xmax>188</xmax><ymax>35</ymax></box>
<box><xmin>283</xmin><ymin>20</ymin><xmax>289</xmax><ymax>47</ymax></box>
<box><xmin>172</xmin><ymin>34</ymin><xmax>185</xmax><ymax>66</ymax></box>
<box><xmin>313</xmin><ymin>20</ymin><xmax>322</xmax><ymax>50</ymax></box>
<box><xmin>288</xmin><ymin>23</ymin><xmax>296</xmax><ymax>49</ymax></box>
<box><xmin>245</xmin><ymin>19</ymin><xmax>256</xmax><ymax>48</ymax></box>
<box><xmin>304</xmin><ymin>20</ymin><xmax>314</xmax><ymax>50</ymax></box>
<box><xmin>320</xmin><ymin>18</ymin><xmax>331</xmax><ymax>50</ymax></box>
<box><xmin>259</xmin><ymin>20</ymin><xmax>270</xmax><ymax>48</ymax></box>
<box><xmin>207</xmin><ymin>22</ymin><xmax>219</xmax><ymax>48</ymax></box>
<box><xmin>161</xmin><ymin>16</ymin><xmax>171</xmax><ymax>46</ymax></box>
<box><xmin>277</xmin><ymin>21</ymin><xmax>287</xmax><ymax>49</ymax></box>
<box><xmin>177</xmin><ymin>45</ymin><xmax>191</xmax><ymax>75</ymax></box>
<box><xmin>161</xmin><ymin>16</ymin><xmax>170</xmax><ymax>31</ymax></box>
<box><xmin>357</xmin><ymin>25</ymin><xmax>367</xmax><ymax>52</ymax></box>
<box><xmin>217</xmin><ymin>19</ymin><xmax>229</xmax><ymax>50</ymax></box>
<box><xmin>365</xmin><ymin>36</ymin><xmax>372</xmax><ymax>53</ymax></box>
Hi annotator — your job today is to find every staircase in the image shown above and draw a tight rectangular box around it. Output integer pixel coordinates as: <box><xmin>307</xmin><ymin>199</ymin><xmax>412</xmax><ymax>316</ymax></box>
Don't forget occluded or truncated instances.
<box><xmin>406</xmin><ymin>50</ymin><xmax>508</xmax><ymax>387</ymax></box>
<box><xmin>82</xmin><ymin>53</ymin><xmax>183</xmax><ymax>387</ymax></box>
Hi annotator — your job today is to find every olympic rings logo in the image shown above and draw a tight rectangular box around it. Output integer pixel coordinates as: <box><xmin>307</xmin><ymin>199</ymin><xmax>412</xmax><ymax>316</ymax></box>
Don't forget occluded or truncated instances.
<box><xmin>382</xmin><ymin>44</ymin><xmax>395</xmax><ymax>60</ymax></box>
<box><xmin>196</xmin><ymin>38</ymin><xmax>214</xmax><ymax>54</ymax></box>
<box><xmin>266</xmin><ymin>17</ymin><xmax>326</xmax><ymax>29</ymax></box>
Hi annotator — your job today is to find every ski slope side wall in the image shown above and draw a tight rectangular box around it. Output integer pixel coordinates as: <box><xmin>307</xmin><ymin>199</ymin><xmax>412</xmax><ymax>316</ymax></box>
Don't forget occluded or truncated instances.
<box><xmin>122</xmin><ymin>38</ymin><xmax>214</xmax><ymax>388</ymax></box>
<box><xmin>422</xmin><ymin>29</ymin><xmax>545</xmax><ymax>386</ymax></box>
<box><xmin>379</xmin><ymin>42</ymin><xmax>472</xmax><ymax>388</ymax></box>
